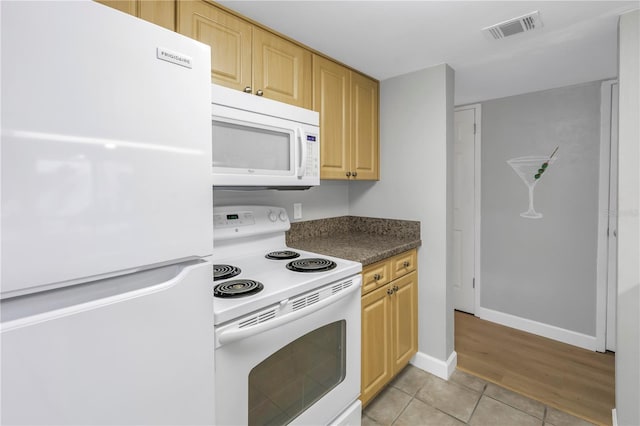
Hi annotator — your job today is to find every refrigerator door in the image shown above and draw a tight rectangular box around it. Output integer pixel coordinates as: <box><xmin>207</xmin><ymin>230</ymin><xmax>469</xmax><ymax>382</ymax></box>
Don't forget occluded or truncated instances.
<box><xmin>1</xmin><ymin>260</ymin><xmax>215</xmax><ymax>425</ymax></box>
<box><xmin>0</xmin><ymin>1</ymin><xmax>212</xmax><ymax>297</ymax></box>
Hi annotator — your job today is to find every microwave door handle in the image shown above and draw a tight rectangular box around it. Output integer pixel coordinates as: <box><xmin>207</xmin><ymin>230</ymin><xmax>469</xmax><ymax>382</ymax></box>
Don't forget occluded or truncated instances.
<box><xmin>296</xmin><ymin>128</ymin><xmax>307</xmax><ymax>178</ymax></box>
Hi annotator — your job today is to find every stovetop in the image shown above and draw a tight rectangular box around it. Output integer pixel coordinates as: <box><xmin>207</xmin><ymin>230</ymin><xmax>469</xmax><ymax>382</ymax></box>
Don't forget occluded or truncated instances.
<box><xmin>212</xmin><ymin>246</ymin><xmax>361</xmax><ymax>325</ymax></box>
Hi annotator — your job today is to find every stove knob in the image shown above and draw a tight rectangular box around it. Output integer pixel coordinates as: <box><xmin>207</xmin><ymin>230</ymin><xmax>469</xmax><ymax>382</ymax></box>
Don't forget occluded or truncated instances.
<box><xmin>279</xmin><ymin>211</ymin><xmax>287</xmax><ymax>222</ymax></box>
<box><xmin>268</xmin><ymin>211</ymin><xmax>277</xmax><ymax>222</ymax></box>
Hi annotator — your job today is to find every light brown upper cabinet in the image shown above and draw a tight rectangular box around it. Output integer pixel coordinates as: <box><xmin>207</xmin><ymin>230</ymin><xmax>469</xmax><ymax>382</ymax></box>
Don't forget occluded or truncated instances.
<box><xmin>351</xmin><ymin>72</ymin><xmax>379</xmax><ymax>180</ymax></box>
<box><xmin>95</xmin><ymin>0</ymin><xmax>175</xmax><ymax>31</ymax></box>
<box><xmin>314</xmin><ymin>55</ymin><xmax>379</xmax><ymax>180</ymax></box>
<box><xmin>177</xmin><ymin>1</ymin><xmax>312</xmax><ymax>109</ymax></box>
<box><xmin>177</xmin><ymin>2</ymin><xmax>251</xmax><ymax>92</ymax></box>
<box><xmin>252</xmin><ymin>27</ymin><xmax>312</xmax><ymax>108</ymax></box>
<box><xmin>313</xmin><ymin>56</ymin><xmax>351</xmax><ymax>179</ymax></box>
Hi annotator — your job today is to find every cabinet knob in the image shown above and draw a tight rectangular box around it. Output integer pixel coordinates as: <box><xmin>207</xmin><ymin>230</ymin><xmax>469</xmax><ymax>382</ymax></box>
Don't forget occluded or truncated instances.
<box><xmin>393</xmin><ymin>285</ymin><xmax>399</xmax><ymax>292</ymax></box>
<box><xmin>256</xmin><ymin>89</ymin><xmax>264</xmax><ymax>96</ymax></box>
<box><xmin>244</xmin><ymin>86</ymin><xmax>252</xmax><ymax>93</ymax></box>
<box><xmin>373</xmin><ymin>273</ymin><xmax>381</xmax><ymax>281</ymax></box>
<box><xmin>387</xmin><ymin>288</ymin><xmax>394</xmax><ymax>296</ymax></box>
<box><xmin>346</xmin><ymin>171</ymin><xmax>351</xmax><ymax>177</ymax></box>
<box><xmin>403</xmin><ymin>261</ymin><xmax>410</xmax><ymax>268</ymax></box>
<box><xmin>353</xmin><ymin>171</ymin><xmax>358</xmax><ymax>177</ymax></box>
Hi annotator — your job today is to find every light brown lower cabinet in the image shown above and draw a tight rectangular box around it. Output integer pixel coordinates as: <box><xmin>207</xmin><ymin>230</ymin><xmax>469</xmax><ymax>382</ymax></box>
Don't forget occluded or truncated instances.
<box><xmin>360</xmin><ymin>249</ymin><xmax>418</xmax><ymax>406</ymax></box>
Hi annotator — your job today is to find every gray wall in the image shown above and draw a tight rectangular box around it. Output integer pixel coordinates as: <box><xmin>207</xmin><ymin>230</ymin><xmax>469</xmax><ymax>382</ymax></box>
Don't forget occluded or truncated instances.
<box><xmin>480</xmin><ymin>82</ymin><xmax>602</xmax><ymax>336</ymax></box>
<box><xmin>616</xmin><ymin>9</ymin><xmax>639</xmax><ymax>426</ymax></box>
<box><xmin>350</xmin><ymin>64</ymin><xmax>455</xmax><ymax>362</ymax></box>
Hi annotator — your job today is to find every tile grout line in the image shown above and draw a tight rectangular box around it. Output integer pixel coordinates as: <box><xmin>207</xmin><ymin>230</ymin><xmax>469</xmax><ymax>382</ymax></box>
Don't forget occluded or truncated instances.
<box><xmin>409</xmin><ymin>382</ymin><xmax>476</xmax><ymax>425</ymax></box>
<box><xmin>464</xmin><ymin>383</ymin><xmax>488</xmax><ymax>424</ymax></box>
<box><xmin>390</xmin><ymin>391</ymin><xmax>413</xmax><ymax>426</ymax></box>
<box><xmin>455</xmin><ymin>372</ymin><xmax>591</xmax><ymax>425</ymax></box>
<box><xmin>480</xmin><ymin>390</ymin><xmax>546</xmax><ymax>421</ymax></box>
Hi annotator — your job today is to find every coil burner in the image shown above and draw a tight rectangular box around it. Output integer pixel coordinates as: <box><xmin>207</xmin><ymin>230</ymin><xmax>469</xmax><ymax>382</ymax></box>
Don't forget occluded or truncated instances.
<box><xmin>214</xmin><ymin>280</ymin><xmax>264</xmax><ymax>298</ymax></box>
<box><xmin>213</xmin><ymin>264</ymin><xmax>241</xmax><ymax>281</ymax></box>
<box><xmin>286</xmin><ymin>258</ymin><xmax>337</xmax><ymax>273</ymax></box>
<box><xmin>265</xmin><ymin>250</ymin><xmax>301</xmax><ymax>260</ymax></box>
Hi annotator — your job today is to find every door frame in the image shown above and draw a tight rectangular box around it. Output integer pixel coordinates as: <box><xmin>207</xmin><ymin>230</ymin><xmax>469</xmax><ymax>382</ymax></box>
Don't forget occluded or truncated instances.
<box><xmin>596</xmin><ymin>79</ymin><xmax>618</xmax><ymax>352</ymax></box>
<box><xmin>453</xmin><ymin>103</ymin><xmax>482</xmax><ymax>314</ymax></box>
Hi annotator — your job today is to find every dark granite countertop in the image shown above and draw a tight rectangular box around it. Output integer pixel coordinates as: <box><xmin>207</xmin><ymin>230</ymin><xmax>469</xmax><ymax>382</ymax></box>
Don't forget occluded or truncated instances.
<box><xmin>286</xmin><ymin>216</ymin><xmax>421</xmax><ymax>266</ymax></box>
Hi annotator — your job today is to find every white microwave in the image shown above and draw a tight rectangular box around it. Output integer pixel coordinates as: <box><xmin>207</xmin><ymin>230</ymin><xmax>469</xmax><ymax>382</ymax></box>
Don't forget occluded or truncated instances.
<box><xmin>211</xmin><ymin>84</ymin><xmax>320</xmax><ymax>189</ymax></box>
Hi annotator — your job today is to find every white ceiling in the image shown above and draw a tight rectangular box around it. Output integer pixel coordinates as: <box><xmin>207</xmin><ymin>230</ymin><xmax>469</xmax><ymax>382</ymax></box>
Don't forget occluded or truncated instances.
<box><xmin>218</xmin><ymin>1</ymin><xmax>639</xmax><ymax>105</ymax></box>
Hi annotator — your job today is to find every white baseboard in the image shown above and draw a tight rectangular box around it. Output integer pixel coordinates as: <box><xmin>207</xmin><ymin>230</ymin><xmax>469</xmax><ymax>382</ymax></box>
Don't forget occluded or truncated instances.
<box><xmin>410</xmin><ymin>350</ymin><xmax>457</xmax><ymax>380</ymax></box>
<box><xmin>476</xmin><ymin>306</ymin><xmax>598</xmax><ymax>351</ymax></box>
<box><xmin>612</xmin><ymin>408</ymin><xmax>617</xmax><ymax>426</ymax></box>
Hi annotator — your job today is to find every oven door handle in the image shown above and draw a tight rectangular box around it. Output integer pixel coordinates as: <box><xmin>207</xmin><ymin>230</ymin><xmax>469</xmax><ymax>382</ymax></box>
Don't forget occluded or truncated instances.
<box><xmin>217</xmin><ymin>279</ymin><xmax>361</xmax><ymax>346</ymax></box>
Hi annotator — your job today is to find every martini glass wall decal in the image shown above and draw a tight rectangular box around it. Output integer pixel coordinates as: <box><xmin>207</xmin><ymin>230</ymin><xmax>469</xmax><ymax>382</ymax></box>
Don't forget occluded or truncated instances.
<box><xmin>507</xmin><ymin>147</ymin><xmax>558</xmax><ymax>219</ymax></box>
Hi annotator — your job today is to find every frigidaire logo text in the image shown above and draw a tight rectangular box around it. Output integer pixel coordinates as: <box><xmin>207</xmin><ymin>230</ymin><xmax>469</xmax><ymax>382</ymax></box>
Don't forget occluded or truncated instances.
<box><xmin>160</xmin><ymin>51</ymin><xmax>190</xmax><ymax>65</ymax></box>
<box><xmin>156</xmin><ymin>47</ymin><xmax>193</xmax><ymax>69</ymax></box>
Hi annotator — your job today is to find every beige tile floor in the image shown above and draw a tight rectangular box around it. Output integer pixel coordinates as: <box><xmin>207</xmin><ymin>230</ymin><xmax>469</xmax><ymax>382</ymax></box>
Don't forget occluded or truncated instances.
<box><xmin>362</xmin><ymin>366</ymin><xmax>597</xmax><ymax>426</ymax></box>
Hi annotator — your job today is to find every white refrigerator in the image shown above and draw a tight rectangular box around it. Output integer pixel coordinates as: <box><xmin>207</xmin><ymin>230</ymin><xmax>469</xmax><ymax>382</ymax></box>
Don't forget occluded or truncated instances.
<box><xmin>1</xmin><ymin>2</ymin><xmax>214</xmax><ymax>424</ymax></box>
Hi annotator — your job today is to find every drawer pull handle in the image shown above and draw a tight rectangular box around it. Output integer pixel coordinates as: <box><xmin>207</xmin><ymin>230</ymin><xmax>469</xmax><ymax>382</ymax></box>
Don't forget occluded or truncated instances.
<box><xmin>403</xmin><ymin>261</ymin><xmax>410</xmax><ymax>268</ymax></box>
<box><xmin>244</xmin><ymin>86</ymin><xmax>252</xmax><ymax>93</ymax></box>
<box><xmin>387</xmin><ymin>288</ymin><xmax>394</xmax><ymax>296</ymax></box>
<box><xmin>373</xmin><ymin>273</ymin><xmax>381</xmax><ymax>280</ymax></box>
<box><xmin>393</xmin><ymin>285</ymin><xmax>399</xmax><ymax>292</ymax></box>
<box><xmin>256</xmin><ymin>89</ymin><xmax>264</xmax><ymax>96</ymax></box>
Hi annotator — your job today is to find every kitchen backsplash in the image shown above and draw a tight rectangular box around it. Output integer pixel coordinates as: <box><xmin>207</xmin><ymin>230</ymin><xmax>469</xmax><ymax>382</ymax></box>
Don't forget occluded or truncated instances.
<box><xmin>212</xmin><ymin>180</ymin><xmax>349</xmax><ymax>222</ymax></box>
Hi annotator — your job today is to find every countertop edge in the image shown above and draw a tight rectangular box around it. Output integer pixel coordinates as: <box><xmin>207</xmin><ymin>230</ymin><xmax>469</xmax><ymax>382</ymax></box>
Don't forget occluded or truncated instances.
<box><xmin>358</xmin><ymin>240</ymin><xmax>422</xmax><ymax>266</ymax></box>
<box><xmin>288</xmin><ymin>238</ymin><xmax>422</xmax><ymax>267</ymax></box>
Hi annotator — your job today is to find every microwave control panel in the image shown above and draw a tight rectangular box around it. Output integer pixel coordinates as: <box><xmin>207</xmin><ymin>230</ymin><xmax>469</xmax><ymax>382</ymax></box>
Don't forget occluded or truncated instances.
<box><xmin>305</xmin><ymin>133</ymin><xmax>319</xmax><ymax>177</ymax></box>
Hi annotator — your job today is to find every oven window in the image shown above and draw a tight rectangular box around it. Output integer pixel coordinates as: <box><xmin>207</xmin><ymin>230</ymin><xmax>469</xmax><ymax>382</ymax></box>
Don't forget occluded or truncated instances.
<box><xmin>212</xmin><ymin>120</ymin><xmax>291</xmax><ymax>171</ymax></box>
<box><xmin>248</xmin><ymin>321</ymin><xmax>346</xmax><ymax>426</ymax></box>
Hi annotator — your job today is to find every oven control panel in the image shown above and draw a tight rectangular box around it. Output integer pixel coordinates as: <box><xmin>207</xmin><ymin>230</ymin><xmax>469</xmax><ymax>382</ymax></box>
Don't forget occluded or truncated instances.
<box><xmin>214</xmin><ymin>211</ymin><xmax>256</xmax><ymax>228</ymax></box>
<box><xmin>213</xmin><ymin>205</ymin><xmax>290</xmax><ymax>240</ymax></box>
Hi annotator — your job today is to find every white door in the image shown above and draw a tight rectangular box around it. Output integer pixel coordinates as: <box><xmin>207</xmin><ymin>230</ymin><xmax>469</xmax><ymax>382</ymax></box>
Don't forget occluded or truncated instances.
<box><xmin>453</xmin><ymin>106</ymin><xmax>479</xmax><ymax>313</ymax></box>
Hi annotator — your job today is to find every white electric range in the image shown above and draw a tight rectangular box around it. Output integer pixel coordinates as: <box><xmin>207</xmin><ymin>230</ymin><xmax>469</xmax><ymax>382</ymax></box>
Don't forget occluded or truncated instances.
<box><xmin>212</xmin><ymin>205</ymin><xmax>363</xmax><ymax>426</ymax></box>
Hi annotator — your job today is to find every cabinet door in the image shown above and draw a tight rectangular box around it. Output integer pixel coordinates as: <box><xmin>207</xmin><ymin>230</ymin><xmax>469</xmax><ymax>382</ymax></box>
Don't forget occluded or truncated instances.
<box><xmin>252</xmin><ymin>27</ymin><xmax>312</xmax><ymax>109</ymax></box>
<box><xmin>361</xmin><ymin>285</ymin><xmax>393</xmax><ymax>406</ymax></box>
<box><xmin>313</xmin><ymin>56</ymin><xmax>351</xmax><ymax>180</ymax></box>
<box><xmin>139</xmin><ymin>0</ymin><xmax>175</xmax><ymax>31</ymax></box>
<box><xmin>95</xmin><ymin>1</ymin><xmax>174</xmax><ymax>31</ymax></box>
<box><xmin>351</xmin><ymin>72</ymin><xmax>379</xmax><ymax>180</ymax></box>
<box><xmin>177</xmin><ymin>1</ymin><xmax>252</xmax><ymax>90</ymax></box>
<box><xmin>391</xmin><ymin>272</ymin><xmax>418</xmax><ymax>373</ymax></box>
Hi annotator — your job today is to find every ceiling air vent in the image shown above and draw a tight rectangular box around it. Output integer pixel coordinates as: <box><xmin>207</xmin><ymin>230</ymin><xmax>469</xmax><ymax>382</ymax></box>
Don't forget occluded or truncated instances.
<box><xmin>483</xmin><ymin>11</ymin><xmax>543</xmax><ymax>40</ymax></box>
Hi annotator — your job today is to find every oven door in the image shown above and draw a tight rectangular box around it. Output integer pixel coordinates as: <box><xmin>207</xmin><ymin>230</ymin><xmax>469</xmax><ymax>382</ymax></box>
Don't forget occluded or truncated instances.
<box><xmin>214</xmin><ymin>275</ymin><xmax>361</xmax><ymax>426</ymax></box>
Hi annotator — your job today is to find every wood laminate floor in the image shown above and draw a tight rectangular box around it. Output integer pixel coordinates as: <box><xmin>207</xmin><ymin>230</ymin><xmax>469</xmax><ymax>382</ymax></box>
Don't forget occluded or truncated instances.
<box><xmin>455</xmin><ymin>310</ymin><xmax>615</xmax><ymax>426</ymax></box>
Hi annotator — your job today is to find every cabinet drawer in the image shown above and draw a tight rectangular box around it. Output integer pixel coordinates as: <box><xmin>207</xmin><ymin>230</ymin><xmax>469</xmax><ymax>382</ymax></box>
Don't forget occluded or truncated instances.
<box><xmin>362</xmin><ymin>260</ymin><xmax>390</xmax><ymax>295</ymax></box>
<box><xmin>389</xmin><ymin>249</ymin><xmax>417</xmax><ymax>280</ymax></box>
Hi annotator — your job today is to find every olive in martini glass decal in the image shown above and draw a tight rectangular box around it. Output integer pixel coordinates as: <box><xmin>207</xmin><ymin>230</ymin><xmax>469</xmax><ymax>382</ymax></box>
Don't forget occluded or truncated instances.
<box><xmin>507</xmin><ymin>147</ymin><xmax>559</xmax><ymax>219</ymax></box>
